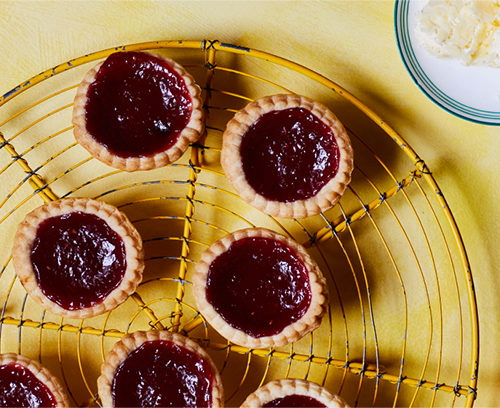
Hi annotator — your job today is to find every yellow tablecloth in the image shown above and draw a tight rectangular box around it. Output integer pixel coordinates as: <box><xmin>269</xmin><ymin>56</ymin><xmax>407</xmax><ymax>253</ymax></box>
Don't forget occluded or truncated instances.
<box><xmin>0</xmin><ymin>1</ymin><xmax>498</xmax><ymax>406</ymax></box>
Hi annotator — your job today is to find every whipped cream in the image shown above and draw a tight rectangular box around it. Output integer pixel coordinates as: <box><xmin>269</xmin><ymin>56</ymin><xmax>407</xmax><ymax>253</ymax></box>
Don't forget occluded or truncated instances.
<box><xmin>416</xmin><ymin>0</ymin><xmax>500</xmax><ymax>67</ymax></box>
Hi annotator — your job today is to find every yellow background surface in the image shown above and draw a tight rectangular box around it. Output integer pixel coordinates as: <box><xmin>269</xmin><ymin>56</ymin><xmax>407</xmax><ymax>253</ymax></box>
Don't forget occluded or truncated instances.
<box><xmin>0</xmin><ymin>1</ymin><xmax>498</xmax><ymax>407</ymax></box>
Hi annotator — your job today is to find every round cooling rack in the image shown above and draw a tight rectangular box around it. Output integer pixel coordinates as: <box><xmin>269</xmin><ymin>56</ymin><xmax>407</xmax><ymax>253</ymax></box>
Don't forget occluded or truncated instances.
<box><xmin>0</xmin><ymin>40</ymin><xmax>478</xmax><ymax>407</ymax></box>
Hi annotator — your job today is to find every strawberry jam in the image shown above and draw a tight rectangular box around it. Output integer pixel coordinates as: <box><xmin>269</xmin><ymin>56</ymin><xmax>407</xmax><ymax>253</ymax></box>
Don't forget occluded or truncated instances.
<box><xmin>240</xmin><ymin>107</ymin><xmax>340</xmax><ymax>202</ymax></box>
<box><xmin>112</xmin><ymin>340</ymin><xmax>215</xmax><ymax>407</ymax></box>
<box><xmin>263</xmin><ymin>394</ymin><xmax>327</xmax><ymax>407</ymax></box>
<box><xmin>84</xmin><ymin>51</ymin><xmax>192</xmax><ymax>158</ymax></box>
<box><xmin>206</xmin><ymin>237</ymin><xmax>311</xmax><ymax>338</ymax></box>
<box><xmin>0</xmin><ymin>363</ymin><xmax>56</xmax><ymax>407</ymax></box>
<box><xmin>30</xmin><ymin>211</ymin><xmax>126</xmax><ymax>310</ymax></box>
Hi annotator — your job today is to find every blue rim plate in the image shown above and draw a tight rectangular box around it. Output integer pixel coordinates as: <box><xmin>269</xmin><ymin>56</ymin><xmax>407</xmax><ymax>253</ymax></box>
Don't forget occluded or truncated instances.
<box><xmin>394</xmin><ymin>0</ymin><xmax>500</xmax><ymax>126</ymax></box>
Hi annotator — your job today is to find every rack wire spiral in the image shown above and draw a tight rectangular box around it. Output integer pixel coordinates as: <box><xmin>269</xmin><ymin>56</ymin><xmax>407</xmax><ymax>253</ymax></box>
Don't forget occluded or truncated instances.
<box><xmin>0</xmin><ymin>40</ymin><xmax>478</xmax><ymax>407</ymax></box>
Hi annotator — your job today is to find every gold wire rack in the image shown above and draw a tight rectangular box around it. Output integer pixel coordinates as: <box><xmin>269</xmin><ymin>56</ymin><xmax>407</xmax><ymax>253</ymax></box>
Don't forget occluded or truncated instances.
<box><xmin>0</xmin><ymin>40</ymin><xmax>478</xmax><ymax>407</ymax></box>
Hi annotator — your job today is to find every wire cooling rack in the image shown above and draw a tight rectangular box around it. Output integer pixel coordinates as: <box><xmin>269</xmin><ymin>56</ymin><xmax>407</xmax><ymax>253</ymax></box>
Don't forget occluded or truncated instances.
<box><xmin>0</xmin><ymin>40</ymin><xmax>478</xmax><ymax>407</ymax></box>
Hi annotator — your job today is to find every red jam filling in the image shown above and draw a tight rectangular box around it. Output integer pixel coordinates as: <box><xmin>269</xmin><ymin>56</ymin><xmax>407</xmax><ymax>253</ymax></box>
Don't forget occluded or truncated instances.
<box><xmin>206</xmin><ymin>237</ymin><xmax>312</xmax><ymax>338</ymax></box>
<box><xmin>240</xmin><ymin>107</ymin><xmax>340</xmax><ymax>202</ymax></box>
<box><xmin>30</xmin><ymin>211</ymin><xmax>126</xmax><ymax>310</ymax></box>
<box><xmin>84</xmin><ymin>51</ymin><xmax>193</xmax><ymax>158</ymax></box>
<box><xmin>263</xmin><ymin>394</ymin><xmax>327</xmax><ymax>407</ymax></box>
<box><xmin>112</xmin><ymin>340</ymin><xmax>214</xmax><ymax>408</ymax></box>
<box><xmin>0</xmin><ymin>363</ymin><xmax>57</xmax><ymax>408</ymax></box>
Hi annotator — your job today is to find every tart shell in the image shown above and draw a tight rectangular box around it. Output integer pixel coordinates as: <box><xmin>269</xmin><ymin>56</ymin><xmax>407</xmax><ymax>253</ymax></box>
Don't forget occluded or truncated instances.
<box><xmin>97</xmin><ymin>330</ymin><xmax>224</xmax><ymax>408</ymax></box>
<box><xmin>193</xmin><ymin>228</ymin><xmax>329</xmax><ymax>349</ymax></box>
<box><xmin>0</xmin><ymin>353</ymin><xmax>71</xmax><ymax>407</ymax></box>
<box><xmin>241</xmin><ymin>378</ymin><xmax>349</xmax><ymax>408</ymax></box>
<box><xmin>12</xmin><ymin>197</ymin><xmax>144</xmax><ymax>319</ymax></box>
<box><xmin>221</xmin><ymin>94</ymin><xmax>354</xmax><ymax>218</ymax></box>
<box><xmin>72</xmin><ymin>52</ymin><xmax>205</xmax><ymax>172</ymax></box>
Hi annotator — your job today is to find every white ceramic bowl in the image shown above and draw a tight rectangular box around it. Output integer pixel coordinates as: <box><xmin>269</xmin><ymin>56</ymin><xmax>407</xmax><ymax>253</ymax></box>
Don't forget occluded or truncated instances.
<box><xmin>395</xmin><ymin>0</ymin><xmax>500</xmax><ymax>126</ymax></box>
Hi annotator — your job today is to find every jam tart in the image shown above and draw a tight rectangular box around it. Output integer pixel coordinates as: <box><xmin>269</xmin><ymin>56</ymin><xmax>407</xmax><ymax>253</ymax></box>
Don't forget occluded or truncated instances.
<box><xmin>193</xmin><ymin>228</ymin><xmax>328</xmax><ymax>349</ymax></box>
<box><xmin>221</xmin><ymin>94</ymin><xmax>353</xmax><ymax>218</ymax></box>
<box><xmin>241</xmin><ymin>379</ymin><xmax>349</xmax><ymax>408</ymax></box>
<box><xmin>73</xmin><ymin>51</ymin><xmax>204</xmax><ymax>171</ymax></box>
<box><xmin>0</xmin><ymin>353</ymin><xmax>70</xmax><ymax>407</ymax></box>
<box><xmin>12</xmin><ymin>197</ymin><xmax>144</xmax><ymax>319</ymax></box>
<box><xmin>97</xmin><ymin>330</ymin><xmax>223</xmax><ymax>408</ymax></box>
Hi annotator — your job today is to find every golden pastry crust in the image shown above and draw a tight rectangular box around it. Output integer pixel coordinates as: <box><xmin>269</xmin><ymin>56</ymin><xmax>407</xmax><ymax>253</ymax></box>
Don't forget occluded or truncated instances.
<box><xmin>221</xmin><ymin>94</ymin><xmax>353</xmax><ymax>218</ymax></box>
<box><xmin>241</xmin><ymin>379</ymin><xmax>349</xmax><ymax>408</ymax></box>
<box><xmin>12</xmin><ymin>197</ymin><xmax>144</xmax><ymax>319</ymax></box>
<box><xmin>193</xmin><ymin>228</ymin><xmax>328</xmax><ymax>349</ymax></box>
<box><xmin>97</xmin><ymin>330</ymin><xmax>224</xmax><ymax>408</ymax></box>
<box><xmin>0</xmin><ymin>353</ymin><xmax>71</xmax><ymax>407</ymax></box>
<box><xmin>72</xmin><ymin>52</ymin><xmax>204</xmax><ymax>171</ymax></box>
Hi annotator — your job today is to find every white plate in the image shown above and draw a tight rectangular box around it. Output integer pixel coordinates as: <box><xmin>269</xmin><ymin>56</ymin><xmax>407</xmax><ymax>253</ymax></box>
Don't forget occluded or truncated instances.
<box><xmin>394</xmin><ymin>0</ymin><xmax>500</xmax><ymax>126</ymax></box>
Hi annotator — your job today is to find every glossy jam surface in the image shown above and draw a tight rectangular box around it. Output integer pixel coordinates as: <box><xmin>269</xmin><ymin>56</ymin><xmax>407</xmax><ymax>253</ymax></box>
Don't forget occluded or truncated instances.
<box><xmin>31</xmin><ymin>211</ymin><xmax>126</xmax><ymax>310</ymax></box>
<box><xmin>263</xmin><ymin>394</ymin><xmax>327</xmax><ymax>408</ymax></box>
<box><xmin>0</xmin><ymin>363</ymin><xmax>56</xmax><ymax>408</ymax></box>
<box><xmin>85</xmin><ymin>51</ymin><xmax>193</xmax><ymax>158</ymax></box>
<box><xmin>240</xmin><ymin>107</ymin><xmax>340</xmax><ymax>202</ymax></box>
<box><xmin>206</xmin><ymin>237</ymin><xmax>312</xmax><ymax>338</ymax></box>
<box><xmin>112</xmin><ymin>340</ymin><xmax>214</xmax><ymax>408</ymax></box>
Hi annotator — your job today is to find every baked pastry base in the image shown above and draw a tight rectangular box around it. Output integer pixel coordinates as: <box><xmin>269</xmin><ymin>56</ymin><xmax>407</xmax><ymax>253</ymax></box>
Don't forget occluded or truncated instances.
<box><xmin>12</xmin><ymin>197</ymin><xmax>144</xmax><ymax>319</ymax></box>
<box><xmin>97</xmin><ymin>330</ymin><xmax>223</xmax><ymax>408</ymax></box>
<box><xmin>0</xmin><ymin>353</ymin><xmax>71</xmax><ymax>407</ymax></box>
<box><xmin>72</xmin><ymin>52</ymin><xmax>204</xmax><ymax>171</ymax></box>
<box><xmin>241</xmin><ymin>378</ymin><xmax>349</xmax><ymax>408</ymax></box>
<box><xmin>221</xmin><ymin>94</ymin><xmax>353</xmax><ymax>218</ymax></box>
<box><xmin>193</xmin><ymin>227</ymin><xmax>328</xmax><ymax>349</ymax></box>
